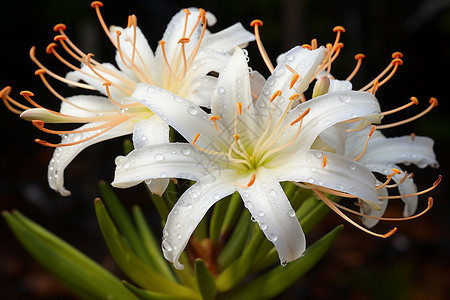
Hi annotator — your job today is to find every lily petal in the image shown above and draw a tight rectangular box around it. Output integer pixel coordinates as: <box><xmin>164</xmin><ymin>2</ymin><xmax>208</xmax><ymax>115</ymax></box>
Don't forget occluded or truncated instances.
<box><xmin>201</xmin><ymin>22</ymin><xmax>255</xmax><ymax>53</ymax></box>
<box><xmin>360</xmin><ymin>185</ymin><xmax>389</xmax><ymax>228</ymax></box>
<box><xmin>112</xmin><ymin>143</ymin><xmax>220</xmax><ymax>189</ymax></box>
<box><xmin>239</xmin><ymin>168</ymin><xmax>306</xmax><ymax>265</ymax></box>
<box><xmin>49</xmin><ymin>121</ymin><xmax>135</xmax><ymax>196</ymax></box>
<box><xmin>162</xmin><ymin>170</ymin><xmax>237</xmax><ymax>270</ymax></box>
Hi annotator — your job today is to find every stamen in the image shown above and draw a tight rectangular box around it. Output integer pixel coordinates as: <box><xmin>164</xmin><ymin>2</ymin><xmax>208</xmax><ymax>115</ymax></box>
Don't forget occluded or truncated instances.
<box><xmin>334</xmin><ymin>197</ymin><xmax>433</xmax><ymax>221</ymax></box>
<box><xmin>1</xmin><ymin>86</ymin><xmax>32</xmax><ymax>114</ymax></box>
<box><xmin>236</xmin><ymin>173</ymin><xmax>256</xmax><ymax>189</ymax></box>
<box><xmin>91</xmin><ymin>1</ymin><xmax>117</xmax><ymax>47</ymax></box>
<box><xmin>270</xmin><ymin>90</ymin><xmax>282</xmax><ymax>102</ymax></box>
<box><xmin>314</xmin><ymin>190</ymin><xmax>397</xmax><ymax>238</ymax></box>
<box><xmin>376</xmin><ymin>97</ymin><xmax>438</xmax><ymax>129</ymax></box>
<box><xmin>322</xmin><ymin>155</ymin><xmax>327</xmax><ymax>168</ymax></box>
<box><xmin>31</xmin><ymin>117</ymin><xmax>127</xmax><ymax>135</ymax></box>
<box><xmin>178</xmin><ymin>37</ymin><xmax>190</xmax><ymax>79</ymax></box>
<box><xmin>353</xmin><ymin>125</ymin><xmax>375</xmax><ymax>161</ymax></box>
<box><xmin>159</xmin><ymin>41</ymin><xmax>178</xmax><ymax>79</ymax></box>
<box><xmin>290</xmin><ymin>74</ymin><xmax>301</xmax><ymax>89</ymax></box>
<box><xmin>209</xmin><ymin>116</ymin><xmax>222</xmax><ymax>133</ymax></box>
<box><xmin>290</xmin><ymin>107</ymin><xmax>311</xmax><ymax>126</ymax></box>
<box><xmin>375</xmin><ymin>169</ymin><xmax>402</xmax><ymax>190</ymax></box>
<box><xmin>186</xmin><ymin>10</ymin><xmax>208</xmax><ymax>68</ymax></box>
<box><xmin>382</xmin><ymin>96</ymin><xmax>419</xmax><ymax>116</ymax></box>
<box><xmin>378</xmin><ymin>175</ymin><xmax>441</xmax><ymax>199</ymax></box>
<box><xmin>250</xmin><ymin>20</ymin><xmax>274</xmax><ymax>73</ymax></box>
<box><xmin>360</xmin><ymin>53</ymin><xmax>404</xmax><ymax>91</ymax></box>
<box><xmin>346</xmin><ymin>54</ymin><xmax>365</xmax><ymax>81</ymax></box>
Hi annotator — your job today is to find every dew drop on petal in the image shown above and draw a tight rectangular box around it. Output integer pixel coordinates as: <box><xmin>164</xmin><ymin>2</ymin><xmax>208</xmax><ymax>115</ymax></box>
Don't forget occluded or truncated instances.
<box><xmin>338</xmin><ymin>93</ymin><xmax>350</xmax><ymax>103</ymax></box>
<box><xmin>187</xmin><ymin>106</ymin><xmax>198</xmax><ymax>115</ymax></box>
<box><xmin>267</xmin><ymin>77</ymin><xmax>276</xmax><ymax>86</ymax></box>
<box><xmin>285</xmin><ymin>54</ymin><xmax>294</xmax><ymax>61</ymax></box>
<box><xmin>245</xmin><ymin>200</ymin><xmax>253</xmax><ymax>208</ymax></box>
<box><xmin>186</xmin><ymin>204</ymin><xmax>193</xmax><ymax>210</ymax></box>
<box><xmin>155</xmin><ymin>153</ymin><xmax>165</xmax><ymax>162</ymax></box>
<box><xmin>287</xmin><ymin>209</ymin><xmax>296</xmax><ymax>218</ymax></box>
<box><xmin>162</xmin><ymin>240</ymin><xmax>173</xmax><ymax>252</ymax></box>
<box><xmin>307</xmin><ymin>177</ymin><xmax>315</xmax><ymax>183</ymax></box>
<box><xmin>217</xmin><ymin>86</ymin><xmax>225</xmax><ymax>94</ymax></box>
<box><xmin>177</xmin><ymin>234</ymin><xmax>182</xmax><ymax>240</ymax></box>
<box><xmin>160</xmin><ymin>172</ymin><xmax>168</xmax><ymax>178</ymax></box>
<box><xmin>268</xmin><ymin>233</ymin><xmax>278</xmax><ymax>241</ymax></box>
<box><xmin>268</xmin><ymin>189</ymin><xmax>278</xmax><ymax>197</ymax></box>
<box><xmin>258</xmin><ymin>211</ymin><xmax>265</xmax><ymax>217</ymax></box>
<box><xmin>182</xmin><ymin>147</ymin><xmax>191</xmax><ymax>155</ymax></box>
<box><xmin>260</xmin><ymin>223</ymin><xmax>267</xmax><ymax>230</ymax></box>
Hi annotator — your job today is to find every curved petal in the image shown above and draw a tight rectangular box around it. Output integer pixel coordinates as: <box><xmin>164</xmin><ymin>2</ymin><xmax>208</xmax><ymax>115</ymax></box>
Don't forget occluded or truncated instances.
<box><xmin>59</xmin><ymin>95</ymin><xmax>119</xmax><ymax>118</ymax></box>
<box><xmin>112</xmin><ymin>143</ymin><xmax>221</xmax><ymax>189</ymax></box>
<box><xmin>276</xmin><ymin>91</ymin><xmax>381</xmax><ymax>153</ymax></box>
<box><xmin>252</xmin><ymin>46</ymin><xmax>326</xmax><ymax>126</ymax></box>
<box><xmin>315</xmin><ymin>123</ymin><xmax>346</xmax><ymax>155</ymax></box>
<box><xmin>271</xmin><ymin>150</ymin><xmax>382</xmax><ymax>209</ymax></box>
<box><xmin>239</xmin><ymin>168</ymin><xmax>306</xmax><ymax>265</ymax></box>
<box><xmin>132</xmin><ymin>115</ymin><xmax>169</xmax><ymax>150</ymax></box>
<box><xmin>201</xmin><ymin>22</ymin><xmax>255</xmax><ymax>53</ymax></box>
<box><xmin>161</xmin><ymin>170</ymin><xmax>237</xmax><ymax>269</ymax></box>
<box><xmin>48</xmin><ymin>120</ymin><xmax>135</xmax><ymax>196</ymax></box>
<box><xmin>360</xmin><ymin>185</ymin><xmax>389</xmax><ymax>228</ymax></box>
<box><xmin>132</xmin><ymin>83</ymin><xmax>227</xmax><ymax>149</ymax></box>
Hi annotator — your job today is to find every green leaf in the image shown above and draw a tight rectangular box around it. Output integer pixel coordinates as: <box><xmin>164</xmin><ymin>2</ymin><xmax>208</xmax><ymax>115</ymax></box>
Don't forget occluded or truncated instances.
<box><xmin>3</xmin><ymin>210</ymin><xmax>138</xmax><ymax>300</ymax></box>
<box><xmin>209</xmin><ymin>196</ymin><xmax>230</xmax><ymax>245</ymax></box>
<box><xmin>132</xmin><ymin>205</ymin><xmax>177</xmax><ymax>282</ymax></box>
<box><xmin>123</xmin><ymin>138</ymin><xmax>134</xmax><ymax>155</ymax></box>
<box><xmin>220</xmin><ymin>225</ymin><xmax>344</xmax><ymax>300</ymax></box>
<box><xmin>99</xmin><ymin>181</ymin><xmax>154</xmax><ymax>266</ymax></box>
<box><xmin>123</xmin><ymin>281</ymin><xmax>199</xmax><ymax>300</ymax></box>
<box><xmin>95</xmin><ymin>199</ymin><xmax>199</xmax><ymax>298</ymax></box>
<box><xmin>218</xmin><ymin>192</ymin><xmax>242</xmax><ymax>239</ymax></box>
<box><xmin>194</xmin><ymin>259</ymin><xmax>217</xmax><ymax>300</ymax></box>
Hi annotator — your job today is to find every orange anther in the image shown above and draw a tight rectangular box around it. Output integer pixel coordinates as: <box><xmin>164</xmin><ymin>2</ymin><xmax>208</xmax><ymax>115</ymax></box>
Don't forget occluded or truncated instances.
<box><xmin>333</xmin><ymin>26</ymin><xmax>346</xmax><ymax>33</ymax></box>
<box><xmin>322</xmin><ymin>155</ymin><xmax>327</xmax><ymax>168</ymax></box>
<box><xmin>250</xmin><ymin>19</ymin><xmax>263</xmax><ymax>27</ymax></box>
<box><xmin>183</xmin><ymin>8</ymin><xmax>190</xmax><ymax>15</ymax></box>
<box><xmin>34</xmin><ymin>69</ymin><xmax>46</xmax><ymax>76</ymax></box>
<box><xmin>270</xmin><ymin>90</ymin><xmax>281</xmax><ymax>102</ymax></box>
<box><xmin>410</xmin><ymin>96</ymin><xmax>419</xmax><ymax>105</ymax></box>
<box><xmin>198</xmin><ymin>8</ymin><xmax>206</xmax><ymax>15</ymax></box>
<box><xmin>429</xmin><ymin>97</ymin><xmax>438</xmax><ymax>107</ymax></box>
<box><xmin>237</xmin><ymin>102</ymin><xmax>242</xmax><ymax>115</ymax></box>
<box><xmin>32</xmin><ymin>120</ymin><xmax>45</xmax><ymax>127</ymax></box>
<box><xmin>53</xmin><ymin>23</ymin><xmax>66</xmax><ymax>32</ymax></box>
<box><xmin>46</xmin><ymin>43</ymin><xmax>58</xmax><ymax>54</ymax></box>
<box><xmin>335</xmin><ymin>42</ymin><xmax>344</xmax><ymax>49</ymax></box>
<box><xmin>289</xmin><ymin>94</ymin><xmax>300</xmax><ymax>101</ymax></box>
<box><xmin>368</xmin><ymin>125</ymin><xmax>375</xmax><ymax>137</ymax></box>
<box><xmin>91</xmin><ymin>1</ymin><xmax>104</xmax><ymax>8</ymax></box>
<box><xmin>392</xmin><ymin>58</ymin><xmax>403</xmax><ymax>65</ymax></box>
<box><xmin>301</xmin><ymin>44</ymin><xmax>312</xmax><ymax>50</ymax></box>
<box><xmin>209</xmin><ymin>116</ymin><xmax>220</xmax><ymax>121</ymax></box>
<box><xmin>20</xmin><ymin>91</ymin><xmax>34</xmax><ymax>97</ymax></box>
<box><xmin>53</xmin><ymin>35</ymin><xmax>66</xmax><ymax>41</ymax></box>
<box><xmin>160</xmin><ymin>40</ymin><xmax>166</xmax><ymax>46</ymax></box>
<box><xmin>410</xmin><ymin>132</ymin><xmax>416</xmax><ymax>141</ymax></box>
<box><xmin>233</xmin><ymin>134</ymin><xmax>240</xmax><ymax>141</ymax></box>
<box><xmin>116</xmin><ymin>30</ymin><xmax>122</xmax><ymax>36</ymax></box>
<box><xmin>192</xmin><ymin>133</ymin><xmax>200</xmax><ymax>144</ymax></box>
<box><xmin>355</xmin><ymin>53</ymin><xmax>366</xmax><ymax>60</ymax></box>
<box><xmin>178</xmin><ymin>37</ymin><xmax>190</xmax><ymax>44</ymax></box>
<box><xmin>392</xmin><ymin>168</ymin><xmax>401</xmax><ymax>174</ymax></box>
<box><xmin>290</xmin><ymin>107</ymin><xmax>311</xmax><ymax>126</ymax></box>
<box><xmin>102</xmin><ymin>81</ymin><xmax>112</xmax><ymax>86</ymax></box>
<box><xmin>246</xmin><ymin>173</ymin><xmax>256</xmax><ymax>187</ymax></box>
<box><xmin>392</xmin><ymin>52</ymin><xmax>403</xmax><ymax>59</ymax></box>
<box><xmin>290</xmin><ymin>74</ymin><xmax>300</xmax><ymax>89</ymax></box>
<box><xmin>383</xmin><ymin>227</ymin><xmax>397</xmax><ymax>238</ymax></box>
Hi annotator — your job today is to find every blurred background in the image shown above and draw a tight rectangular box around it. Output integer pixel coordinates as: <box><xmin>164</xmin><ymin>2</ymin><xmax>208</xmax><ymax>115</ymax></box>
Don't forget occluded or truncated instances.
<box><xmin>1</xmin><ymin>0</ymin><xmax>449</xmax><ymax>299</ymax></box>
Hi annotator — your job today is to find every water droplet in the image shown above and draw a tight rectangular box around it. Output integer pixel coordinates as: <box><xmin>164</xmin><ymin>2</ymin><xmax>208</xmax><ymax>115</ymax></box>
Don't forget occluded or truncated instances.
<box><xmin>260</xmin><ymin>223</ymin><xmax>267</xmax><ymax>230</ymax></box>
<box><xmin>348</xmin><ymin>164</ymin><xmax>357</xmax><ymax>171</ymax></box>
<box><xmin>162</xmin><ymin>240</ymin><xmax>173</xmax><ymax>252</ymax></box>
<box><xmin>310</xmin><ymin>167</ymin><xmax>317</xmax><ymax>172</ymax></box>
<box><xmin>267</xmin><ymin>77</ymin><xmax>276</xmax><ymax>86</ymax></box>
<box><xmin>191</xmin><ymin>191</ymin><xmax>199</xmax><ymax>199</ymax></box>
<box><xmin>287</xmin><ymin>209</ymin><xmax>296</xmax><ymax>217</ymax></box>
<box><xmin>186</xmin><ymin>204</ymin><xmax>193</xmax><ymax>210</ymax></box>
<box><xmin>213</xmin><ymin>193</ymin><xmax>221</xmax><ymax>200</ymax></box>
<box><xmin>268</xmin><ymin>233</ymin><xmax>278</xmax><ymax>241</ymax></box>
<box><xmin>177</xmin><ymin>234</ymin><xmax>182</xmax><ymax>240</ymax></box>
<box><xmin>245</xmin><ymin>201</ymin><xmax>253</xmax><ymax>208</ymax></box>
<box><xmin>173</xmin><ymin>209</ymin><xmax>179</xmax><ymax>215</ymax></box>
<box><xmin>182</xmin><ymin>147</ymin><xmax>190</xmax><ymax>155</ymax></box>
<box><xmin>187</xmin><ymin>106</ymin><xmax>198</xmax><ymax>115</ymax></box>
<box><xmin>307</xmin><ymin>177</ymin><xmax>315</xmax><ymax>183</ymax></box>
<box><xmin>258</xmin><ymin>211</ymin><xmax>265</xmax><ymax>217</ymax></box>
<box><xmin>268</xmin><ymin>189</ymin><xmax>278</xmax><ymax>197</ymax></box>
<box><xmin>217</xmin><ymin>86</ymin><xmax>225</xmax><ymax>94</ymax></box>
<box><xmin>201</xmin><ymin>207</ymin><xmax>207</xmax><ymax>213</ymax></box>
<box><xmin>123</xmin><ymin>161</ymin><xmax>130</xmax><ymax>169</ymax></box>
<box><xmin>262</xmin><ymin>88</ymin><xmax>270</xmax><ymax>95</ymax></box>
<box><xmin>163</xmin><ymin>229</ymin><xmax>169</xmax><ymax>237</ymax></box>
<box><xmin>338</xmin><ymin>93</ymin><xmax>350</xmax><ymax>103</ymax></box>
<box><xmin>315</xmin><ymin>152</ymin><xmax>323</xmax><ymax>158</ymax></box>
<box><xmin>155</xmin><ymin>153</ymin><xmax>165</xmax><ymax>162</ymax></box>
<box><xmin>274</xmin><ymin>69</ymin><xmax>285</xmax><ymax>77</ymax></box>
<box><xmin>285</xmin><ymin>54</ymin><xmax>294</xmax><ymax>61</ymax></box>
<box><xmin>176</xmin><ymin>223</ymin><xmax>181</xmax><ymax>228</ymax></box>
<box><xmin>141</xmin><ymin>135</ymin><xmax>147</xmax><ymax>141</ymax></box>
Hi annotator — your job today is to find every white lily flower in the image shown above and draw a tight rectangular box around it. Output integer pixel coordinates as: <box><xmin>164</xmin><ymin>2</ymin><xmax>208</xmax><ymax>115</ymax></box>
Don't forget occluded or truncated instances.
<box><xmin>113</xmin><ymin>46</ymin><xmax>384</xmax><ymax>269</ymax></box>
<box><xmin>6</xmin><ymin>2</ymin><xmax>254</xmax><ymax>196</ymax></box>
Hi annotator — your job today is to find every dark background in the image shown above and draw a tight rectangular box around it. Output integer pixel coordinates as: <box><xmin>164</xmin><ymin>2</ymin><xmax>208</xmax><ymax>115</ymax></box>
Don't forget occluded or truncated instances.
<box><xmin>1</xmin><ymin>0</ymin><xmax>449</xmax><ymax>299</ymax></box>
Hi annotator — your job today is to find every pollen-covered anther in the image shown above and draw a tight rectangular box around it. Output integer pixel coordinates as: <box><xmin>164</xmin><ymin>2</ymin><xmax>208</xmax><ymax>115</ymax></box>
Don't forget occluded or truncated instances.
<box><xmin>209</xmin><ymin>115</ymin><xmax>222</xmax><ymax>132</ymax></box>
<box><xmin>353</xmin><ymin>125</ymin><xmax>375</xmax><ymax>161</ymax></box>
<box><xmin>233</xmin><ymin>134</ymin><xmax>240</xmax><ymax>141</ymax></box>
<box><xmin>53</xmin><ymin>35</ymin><xmax>66</xmax><ymax>42</ymax></box>
<box><xmin>91</xmin><ymin>1</ymin><xmax>103</xmax><ymax>8</ymax></box>
<box><xmin>392</xmin><ymin>51</ymin><xmax>403</xmax><ymax>59</ymax></box>
<box><xmin>178</xmin><ymin>38</ymin><xmax>190</xmax><ymax>44</ymax></box>
<box><xmin>333</xmin><ymin>25</ymin><xmax>346</xmax><ymax>33</ymax></box>
<box><xmin>290</xmin><ymin>74</ymin><xmax>300</xmax><ymax>89</ymax></box>
<box><xmin>34</xmin><ymin>69</ymin><xmax>46</xmax><ymax>76</ymax></box>
<box><xmin>270</xmin><ymin>90</ymin><xmax>282</xmax><ymax>102</ymax></box>
<box><xmin>19</xmin><ymin>91</ymin><xmax>34</xmax><ymax>97</ymax></box>
<box><xmin>250</xmin><ymin>19</ymin><xmax>263</xmax><ymax>27</ymax></box>
<box><xmin>53</xmin><ymin>23</ymin><xmax>67</xmax><ymax>32</ymax></box>
<box><xmin>46</xmin><ymin>43</ymin><xmax>58</xmax><ymax>54</ymax></box>
<box><xmin>322</xmin><ymin>155</ymin><xmax>327</xmax><ymax>168</ymax></box>
<box><xmin>346</xmin><ymin>54</ymin><xmax>366</xmax><ymax>81</ymax></box>
<box><xmin>290</xmin><ymin>107</ymin><xmax>311</xmax><ymax>126</ymax></box>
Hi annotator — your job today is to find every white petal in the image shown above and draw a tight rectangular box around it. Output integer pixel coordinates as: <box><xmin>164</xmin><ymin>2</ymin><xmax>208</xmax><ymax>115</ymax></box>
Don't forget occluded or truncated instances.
<box><xmin>239</xmin><ymin>168</ymin><xmax>305</xmax><ymax>265</ymax></box>
<box><xmin>211</xmin><ymin>47</ymin><xmax>256</xmax><ymax>137</ymax></box>
<box><xmin>112</xmin><ymin>143</ymin><xmax>220</xmax><ymax>189</ymax></box>
<box><xmin>59</xmin><ymin>95</ymin><xmax>119</xmax><ymax>118</ymax></box>
<box><xmin>132</xmin><ymin>83</ymin><xmax>227</xmax><ymax>149</ymax></box>
<box><xmin>316</xmin><ymin>124</ymin><xmax>346</xmax><ymax>155</ymax></box>
<box><xmin>162</xmin><ymin>170</ymin><xmax>237</xmax><ymax>270</ymax></box>
<box><xmin>272</xmin><ymin>150</ymin><xmax>382</xmax><ymax>209</ymax></box>
<box><xmin>360</xmin><ymin>185</ymin><xmax>389</xmax><ymax>228</ymax></box>
<box><xmin>253</xmin><ymin>46</ymin><xmax>326</xmax><ymax>126</ymax></box>
<box><xmin>146</xmin><ymin>178</ymin><xmax>170</xmax><ymax>197</ymax></box>
<box><xmin>132</xmin><ymin>115</ymin><xmax>169</xmax><ymax>150</ymax></box>
<box><xmin>328</xmin><ymin>79</ymin><xmax>352</xmax><ymax>93</ymax></box>
<box><xmin>48</xmin><ymin>121</ymin><xmax>135</xmax><ymax>196</ymax></box>
<box><xmin>201</xmin><ymin>22</ymin><xmax>255</xmax><ymax>53</ymax></box>
<box><xmin>184</xmin><ymin>75</ymin><xmax>218</xmax><ymax>107</ymax></box>
<box><xmin>277</xmin><ymin>91</ymin><xmax>381</xmax><ymax>152</ymax></box>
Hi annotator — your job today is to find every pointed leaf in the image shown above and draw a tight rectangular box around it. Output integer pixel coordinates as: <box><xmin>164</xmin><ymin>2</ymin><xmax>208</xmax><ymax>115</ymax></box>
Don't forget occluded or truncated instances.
<box><xmin>194</xmin><ymin>259</ymin><xmax>217</xmax><ymax>300</ymax></box>
<box><xmin>123</xmin><ymin>281</ymin><xmax>200</xmax><ymax>300</ymax></box>
<box><xmin>3</xmin><ymin>210</ymin><xmax>138</xmax><ymax>300</ymax></box>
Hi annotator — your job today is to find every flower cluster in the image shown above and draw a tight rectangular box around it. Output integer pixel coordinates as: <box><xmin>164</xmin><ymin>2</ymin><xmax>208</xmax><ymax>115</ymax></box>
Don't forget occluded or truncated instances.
<box><xmin>2</xmin><ymin>1</ymin><xmax>439</xmax><ymax>275</ymax></box>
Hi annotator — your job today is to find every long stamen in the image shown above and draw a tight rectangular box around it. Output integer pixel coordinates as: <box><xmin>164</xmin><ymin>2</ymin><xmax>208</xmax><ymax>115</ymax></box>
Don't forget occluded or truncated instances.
<box><xmin>375</xmin><ymin>169</ymin><xmax>402</xmax><ymax>190</ymax></box>
<box><xmin>378</xmin><ymin>175</ymin><xmax>441</xmax><ymax>199</ymax></box>
<box><xmin>1</xmin><ymin>87</ymin><xmax>32</xmax><ymax>114</ymax></box>
<box><xmin>376</xmin><ymin>98</ymin><xmax>438</xmax><ymax>129</ymax></box>
<box><xmin>235</xmin><ymin>173</ymin><xmax>256</xmax><ymax>189</ymax></box>
<box><xmin>353</xmin><ymin>125</ymin><xmax>375</xmax><ymax>161</ymax></box>
<box><xmin>314</xmin><ymin>190</ymin><xmax>397</xmax><ymax>238</ymax></box>
<box><xmin>160</xmin><ymin>41</ymin><xmax>178</xmax><ymax>79</ymax></box>
<box><xmin>250</xmin><ymin>20</ymin><xmax>274</xmax><ymax>73</ymax></box>
<box><xmin>32</xmin><ymin>118</ymin><xmax>126</xmax><ymax>135</ymax></box>
<box><xmin>209</xmin><ymin>116</ymin><xmax>222</xmax><ymax>133</ymax></box>
<box><xmin>346</xmin><ymin>54</ymin><xmax>365</xmax><ymax>81</ymax></box>
<box><xmin>335</xmin><ymin>197</ymin><xmax>433</xmax><ymax>221</ymax></box>
<box><xmin>91</xmin><ymin>1</ymin><xmax>117</xmax><ymax>47</ymax></box>
<box><xmin>186</xmin><ymin>10</ymin><xmax>208</xmax><ymax>68</ymax></box>
<box><xmin>191</xmin><ymin>133</ymin><xmax>228</xmax><ymax>156</ymax></box>
<box><xmin>359</xmin><ymin>52</ymin><xmax>403</xmax><ymax>91</ymax></box>
<box><xmin>382</xmin><ymin>96</ymin><xmax>419</xmax><ymax>116</ymax></box>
